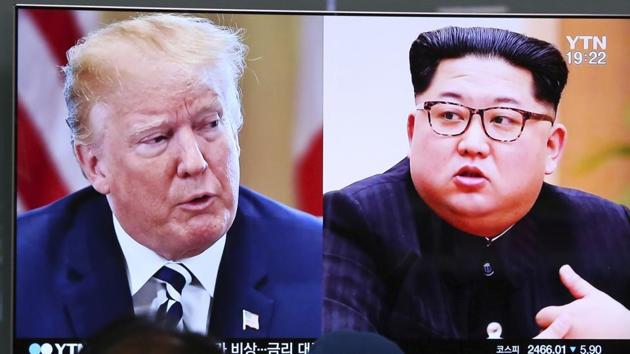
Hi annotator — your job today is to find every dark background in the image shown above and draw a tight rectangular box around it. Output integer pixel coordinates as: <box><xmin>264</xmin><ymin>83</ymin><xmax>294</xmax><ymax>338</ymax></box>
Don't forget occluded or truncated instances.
<box><xmin>2</xmin><ymin>1</ymin><xmax>628</xmax><ymax>353</ymax></box>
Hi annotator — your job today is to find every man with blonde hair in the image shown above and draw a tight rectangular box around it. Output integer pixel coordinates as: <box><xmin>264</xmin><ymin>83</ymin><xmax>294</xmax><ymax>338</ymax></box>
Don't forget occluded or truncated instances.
<box><xmin>17</xmin><ymin>13</ymin><xmax>321</xmax><ymax>340</ymax></box>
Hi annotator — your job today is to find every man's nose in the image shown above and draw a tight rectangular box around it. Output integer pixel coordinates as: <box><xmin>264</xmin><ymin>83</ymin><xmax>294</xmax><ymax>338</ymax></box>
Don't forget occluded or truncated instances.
<box><xmin>456</xmin><ymin>114</ymin><xmax>490</xmax><ymax>158</ymax></box>
<box><xmin>176</xmin><ymin>131</ymin><xmax>208</xmax><ymax>177</ymax></box>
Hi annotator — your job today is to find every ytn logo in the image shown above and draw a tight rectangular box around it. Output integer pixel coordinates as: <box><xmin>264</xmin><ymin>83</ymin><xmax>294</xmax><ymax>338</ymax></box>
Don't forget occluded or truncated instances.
<box><xmin>29</xmin><ymin>342</ymin><xmax>83</xmax><ymax>354</ymax></box>
<box><xmin>566</xmin><ymin>35</ymin><xmax>607</xmax><ymax>50</ymax></box>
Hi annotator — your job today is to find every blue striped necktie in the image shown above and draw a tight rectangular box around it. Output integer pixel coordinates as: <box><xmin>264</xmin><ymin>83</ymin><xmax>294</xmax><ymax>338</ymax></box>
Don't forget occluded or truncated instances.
<box><xmin>152</xmin><ymin>263</ymin><xmax>193</xmax><ymax>329</ymax></box>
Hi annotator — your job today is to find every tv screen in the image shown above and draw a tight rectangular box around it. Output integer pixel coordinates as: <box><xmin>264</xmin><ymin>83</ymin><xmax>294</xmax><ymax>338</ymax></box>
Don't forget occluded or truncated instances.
<box><xmin>15</xmin><ymin>6</ymin><xmax>323</xmax><ymax>353</ymax></box>
<box><xmin>321</xmin><ymin>14</ymin><xmax>630</xmax><ymax>352</ymax></box>
<box><xmin>12</xmin><ymin>4</ymin><xmax>630</xmax><ymax>354</ymax></box>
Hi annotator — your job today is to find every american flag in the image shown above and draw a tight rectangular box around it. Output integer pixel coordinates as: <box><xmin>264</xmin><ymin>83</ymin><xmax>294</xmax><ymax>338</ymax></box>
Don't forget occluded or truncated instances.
<box><xmin>17</xmin><ymin>8</ymin><xmax>97</xmax><ymax>213</ymax></box>
<box><xmin>16</xmin><ymin>8</ymin><xmax>322</xmax><ymax>216</ymax></box>
<box><xmin>293</xmin><ymin>16</ymin><xmax>323</xmax><ymax>216</ymax></box>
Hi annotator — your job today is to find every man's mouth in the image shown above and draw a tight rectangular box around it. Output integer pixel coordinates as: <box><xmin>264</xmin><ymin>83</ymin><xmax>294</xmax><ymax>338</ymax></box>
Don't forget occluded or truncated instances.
<box><xmin>453</xmin><ymin>166</ymin><xmax>488</xmax><ymax>189</ymax></box>
<box><xmin>189</xmin><ymin>195</ymin><xmax>211</xmax><ymax>203</ymax></box>
<box><xmin>178</xmin><ymin>193</ymin><xmax>214</xmax><ymax>210</ymax></box>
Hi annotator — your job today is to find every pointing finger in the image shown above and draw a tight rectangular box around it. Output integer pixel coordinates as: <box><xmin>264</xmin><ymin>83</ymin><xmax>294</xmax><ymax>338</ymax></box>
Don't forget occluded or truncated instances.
<box><xmin>559</xmin><ymin>264</ymin><xmax>598</xmax><ymax>299</ymax></box>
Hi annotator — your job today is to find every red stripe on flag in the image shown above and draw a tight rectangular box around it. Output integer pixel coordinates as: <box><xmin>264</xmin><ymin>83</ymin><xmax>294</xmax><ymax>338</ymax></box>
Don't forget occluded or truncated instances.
<box><xmin>26</xmin><ymin>8</ymin><xmax>82</xmax><ymax>67</ymax></box>
<box><xmin>296</xmin><ymin>130</ymin><xmax>323</xmax><ymax>216</ymax></box>
<box><xmin>17</xmin><ymin>101</ymin><xmax>69</xmax><ymax>209</ymax></box>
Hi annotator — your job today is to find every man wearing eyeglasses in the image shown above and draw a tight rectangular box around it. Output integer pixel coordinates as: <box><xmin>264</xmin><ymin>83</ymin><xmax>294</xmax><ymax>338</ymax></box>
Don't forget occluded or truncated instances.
<box><xmin>323</xmin><ymin>26</ymin><xmax>630</xmax><ymax>342</ymax></box>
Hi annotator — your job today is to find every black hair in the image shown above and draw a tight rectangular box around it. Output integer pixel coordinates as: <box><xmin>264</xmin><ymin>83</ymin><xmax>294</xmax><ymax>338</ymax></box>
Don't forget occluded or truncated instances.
<box><xmin>409</xmin><ymin>26</ymin><xmax>568</xmax><ymax>109</ymax></box>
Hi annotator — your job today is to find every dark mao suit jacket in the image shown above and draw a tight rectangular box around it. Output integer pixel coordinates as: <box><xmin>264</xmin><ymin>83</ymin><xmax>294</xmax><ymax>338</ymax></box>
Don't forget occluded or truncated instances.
<box><xmin>324</xmin><ymin>158</ymin><xmax>630</xmax><ymax>341</ymax></box>
<box><xmin>17</xmin><ymin>186</ymin><xmax>322</xmax><ymax>339</ymax></box>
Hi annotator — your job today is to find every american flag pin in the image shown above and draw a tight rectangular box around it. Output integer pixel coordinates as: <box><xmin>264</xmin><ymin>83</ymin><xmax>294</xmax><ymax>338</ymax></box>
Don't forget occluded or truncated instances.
<box><xmin>242</xmin><ymin>309</ymin><xmax>260</xmax><ymax>331</ymax></box>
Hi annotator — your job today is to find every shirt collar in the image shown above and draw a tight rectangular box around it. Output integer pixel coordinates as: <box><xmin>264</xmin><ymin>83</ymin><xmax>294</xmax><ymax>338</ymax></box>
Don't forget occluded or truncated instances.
<box><xmin>112</xmin><ymin>213</ymin><xmax>226</xmax><ymax>297</ymax></box>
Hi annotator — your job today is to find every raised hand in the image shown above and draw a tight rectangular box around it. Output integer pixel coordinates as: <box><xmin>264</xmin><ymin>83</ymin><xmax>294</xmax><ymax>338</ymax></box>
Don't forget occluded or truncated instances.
<box><xmin>534</xmin><ymin>265</ymin><xmax>630</xmax><ymax>339</ymax></box>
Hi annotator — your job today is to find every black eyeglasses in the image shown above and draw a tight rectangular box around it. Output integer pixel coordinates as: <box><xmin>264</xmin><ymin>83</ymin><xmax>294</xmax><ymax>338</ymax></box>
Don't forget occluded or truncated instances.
<box><xmin>418</xmin><ymin>101</ymin><xmax>555</xmax><ymax>142</ymax></box>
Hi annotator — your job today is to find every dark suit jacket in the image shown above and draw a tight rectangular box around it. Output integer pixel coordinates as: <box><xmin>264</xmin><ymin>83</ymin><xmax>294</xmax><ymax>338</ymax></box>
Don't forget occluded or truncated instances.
<box><xmin>324</xmin><ymin>158</ymin><xmax>630</xmax><ymax>340</ymax></box>
<box><xmin>17</xmin><ymin>186</ymin><xmax>322</xmax><ymax>339</ymax></box>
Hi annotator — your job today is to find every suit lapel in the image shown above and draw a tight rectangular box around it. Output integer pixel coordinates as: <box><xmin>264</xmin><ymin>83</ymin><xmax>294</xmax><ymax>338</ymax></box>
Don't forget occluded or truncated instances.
<box><xmin>56</xmin><ymin>187</ymin><xmax>275</xmax><ymax>339</ymax></box>
<box><xmin>60</xmin><ymin>191</ymin><xmax>134</xmax><ymax>338</ymax></box>
<box><xmin>210</xmin><ymin>194</ymin><xmax>274</xmax><ymax>339</ymax></box>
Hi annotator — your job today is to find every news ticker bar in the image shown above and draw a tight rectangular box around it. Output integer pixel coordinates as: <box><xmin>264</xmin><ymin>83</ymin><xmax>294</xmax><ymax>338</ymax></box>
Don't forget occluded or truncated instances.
<box><xmin>14</xmin><ymin>339</ymin><xmax>630</xmax><ymax>354</ymax></box>
<box><xmin>15</xmin><ymin>339</ymin><xmax>315</xmax><ymax>354</ymax></box>
<box><xmin>397</xmin><ymin>340</ymin><xmax>630</xmax><ymax>354</ymax></box>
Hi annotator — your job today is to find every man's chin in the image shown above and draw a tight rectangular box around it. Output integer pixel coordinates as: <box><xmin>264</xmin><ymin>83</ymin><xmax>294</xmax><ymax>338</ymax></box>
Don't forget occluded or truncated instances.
<box><xmin>184</xmin><ymin>223</ymin><xmax>227</xmax><ymax>245</ymax></box>
<box><xmin>437</xmin><ymin>197</ymin><xmax>529</xmax><ymax>237</ymax></box>
<box><xmin>443</xmin><ymin>193</ymin><xmax>496</xmax><ymax>215</ymax></box>
<box><xmin>162</xmin><ymin>233</ymin><xmax>224</xmax><ymax>260</ymax></box>
<box><xmin>431</xmin><ymin>198</ymin><xmax>501</xmax><ymax>232</ymax></box>
<box><xmin>182</xmin><ymin>210</ymin><xmax>232</xmax><ymax>232</ymax></box>
<box><xmin>162</xmin><ymin>218</ymin><xmax>228</xmax><ymax>255</ymax></box>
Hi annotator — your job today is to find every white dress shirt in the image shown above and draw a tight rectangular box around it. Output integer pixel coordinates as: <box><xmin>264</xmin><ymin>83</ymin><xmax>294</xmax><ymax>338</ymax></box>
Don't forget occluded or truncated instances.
<box><xmin>112</xmin><ymin>213</ymin><xmax>226</xmax><ymax>334</ymax></box>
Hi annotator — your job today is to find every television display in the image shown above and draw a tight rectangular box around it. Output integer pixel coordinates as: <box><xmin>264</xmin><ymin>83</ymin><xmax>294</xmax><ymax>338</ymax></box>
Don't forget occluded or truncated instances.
<box><xmin>11</xmin><ymin>4</ymin><xmax>630</xmax><ymax>354</ymax></box>
<box><xmin>322</xmin><ymin>14</ymin><xmax>629</xmax><ymax>352</ymax></box>
<box><xmin>15</xmin><ymin>7</ymin><xmax>323</xmax><ymax>353</ymax></box>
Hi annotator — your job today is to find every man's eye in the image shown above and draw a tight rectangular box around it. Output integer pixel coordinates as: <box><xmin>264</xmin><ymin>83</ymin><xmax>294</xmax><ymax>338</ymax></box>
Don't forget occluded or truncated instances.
<box><xmin>143</xmin><ymin>135</ymin><xmax>169</xmax><ymax>144</ymax></box>
<box><xmin>490</xmin><ymin>116</ymin><xmax>515</xmax><ymax>125</ymax></box>
<box><xmin>201</xmin><ymin>119</ymin><xmax>224</xmax><ymax>134</ymax></box>
<box><xmin>197</xmin><ymin>119</ymin><xmax>221</xmax><ymax>131</ymax></box>
<box><xmin>440</xmin><ymin>111</ymin><xmax>464</xmax><ymax>120</ymax></box>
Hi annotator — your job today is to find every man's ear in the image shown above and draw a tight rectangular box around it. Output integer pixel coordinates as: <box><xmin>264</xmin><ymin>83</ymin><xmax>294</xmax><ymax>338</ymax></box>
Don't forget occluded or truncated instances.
<box><xmin>74</xmin><ymin>143</ymin><xmax>110</xmax><ymax>195</ymax></box>
<box><xmin>407</xmin><ymin>112</ymin><xmax>416</xmax><ymax>144</ymax></box>
<box><xmin>545</xmin><ymin>123</ymin><xmax>567</xmax><ymax>175</ymax></box>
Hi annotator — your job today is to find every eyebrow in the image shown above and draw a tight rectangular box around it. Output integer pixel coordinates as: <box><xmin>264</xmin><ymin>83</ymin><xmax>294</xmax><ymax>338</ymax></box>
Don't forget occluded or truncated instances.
<box><xmin>492</xmin><ymin>97</ymin><xmax>521</xmax><ymax>105</ymax></box>
<box><xmin>182</xmin><ymin>95</ymin><xmax>224</xmax><ymax>120</ymax></box>
<box><xmin>127</xmin><ymin>101</ymin><xmax>224</xmax><ymax>141</ymax></box>
<box><xmin>190</xmin><ymin>105</ymin><xmax>223</xmax><ymax>120</ymax></box>
<box><xmin>437</xmin><ymin>91</ymin><xmax>522</xmax><ymax>106</ymax></box>
<box><xmin>128</xmin><ymin>117</ymin><xmax>171</xmax><ymax>141</ymax></box>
